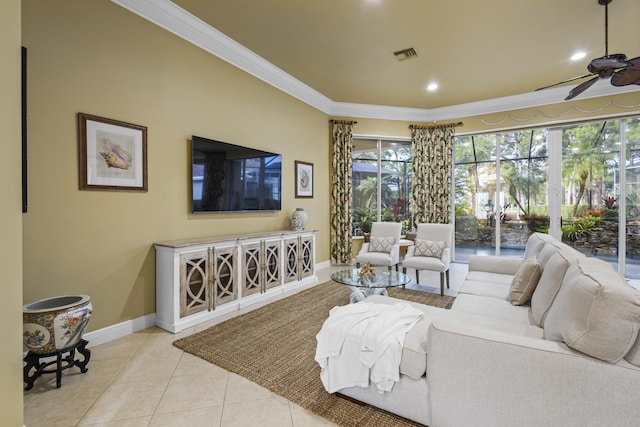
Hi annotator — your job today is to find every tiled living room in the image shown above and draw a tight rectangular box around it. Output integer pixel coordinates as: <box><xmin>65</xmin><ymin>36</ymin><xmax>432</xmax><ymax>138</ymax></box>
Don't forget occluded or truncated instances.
<box><xmin>4</xmin><ymin>1</ymin><xmax>640</xmax><ymax>426</ymax></box>
<box><xmin>22</xmin><ymin>264</ymin><xmax>469</xmax><ymax>426</ymax></box>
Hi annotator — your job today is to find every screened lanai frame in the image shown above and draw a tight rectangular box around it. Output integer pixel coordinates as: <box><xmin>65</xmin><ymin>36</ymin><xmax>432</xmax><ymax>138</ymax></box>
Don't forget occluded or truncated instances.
<box><xmin>453</xmin><ymin>129</ymin><xmax>550</xmax><ymax>261</ymax></box>
<box><xmin>453</xmin><ymin>115</ymin><xmax>640</xmax><ymax>282</ymax></box>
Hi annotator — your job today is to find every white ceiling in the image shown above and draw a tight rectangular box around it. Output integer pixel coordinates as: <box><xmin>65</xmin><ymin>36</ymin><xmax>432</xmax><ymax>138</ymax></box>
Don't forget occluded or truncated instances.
<box><xmin>114</xmin><ymin>0</ymin><xmax>640</xmax><ymax>121</ymax></box>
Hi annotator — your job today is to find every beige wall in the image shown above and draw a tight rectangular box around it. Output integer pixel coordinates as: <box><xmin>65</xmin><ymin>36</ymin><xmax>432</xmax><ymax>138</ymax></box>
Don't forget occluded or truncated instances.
<box><xmin>1</xmin><ymin>0</ymin><xmax>24</xmax><ymax>424</ymax></box>
<box><xmin>22</xmin><ymin>0</ymin><xmax>330</xmax><ymax>332</ymax></box>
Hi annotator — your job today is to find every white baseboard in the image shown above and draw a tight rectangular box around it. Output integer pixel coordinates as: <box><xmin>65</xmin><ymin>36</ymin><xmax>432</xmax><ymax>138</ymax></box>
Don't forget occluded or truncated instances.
<box><xmin>316</xmin><ymin>260</ymin><xmax>331</xmax><ymax>271</ymax></box>
<box><xmin>78</xmin><ymin>260</ymin><xmax>331</xmax><ymax>347</ymax></box>
<box><xmin>83</xmin><ymin>313</ymin><xmax>156</xmax><ymax>347</ymax></box>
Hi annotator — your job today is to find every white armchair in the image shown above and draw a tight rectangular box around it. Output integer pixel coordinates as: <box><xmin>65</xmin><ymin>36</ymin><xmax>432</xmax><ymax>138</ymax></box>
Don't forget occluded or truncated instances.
<box><xmin>402</xmin><ymin>223</ymin><xmax>453</xmax><ymax>295</ymax></box>
<box><xmin>355</xmin><ymin>222</ymin><xmax>402</xmax><ymax>271</ymax></box>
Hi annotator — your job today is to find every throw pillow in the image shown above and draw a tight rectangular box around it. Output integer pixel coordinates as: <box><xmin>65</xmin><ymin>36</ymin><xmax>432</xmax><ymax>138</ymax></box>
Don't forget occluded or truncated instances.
<box><xmin>414</xmin><ymin>239</ymin><xmax>445</xmax><ymax>258</ymax></box>
<box><xmin>544</xmin><ymin>257</ymin><xmax>640</xmax><ymax>363</ymax></box>
<box><xmin>509</xmin><ymin>257</ymin><xmax>542</xmax><ymax>306</ymax></box>
<box><xmin>530</xmin><ymin>251</ymin><xmax>572</xmax><ymax>326</ymax></box>
<box><xmin>369</xmin><ymin>236</ymin><xmax>395</xmax><ymax>253</ymax></box>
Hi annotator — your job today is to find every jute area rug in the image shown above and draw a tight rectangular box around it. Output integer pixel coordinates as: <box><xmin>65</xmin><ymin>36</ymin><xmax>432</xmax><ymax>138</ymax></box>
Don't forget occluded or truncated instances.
<box><xmin>173</xmin><ymin>280</ymin><xmax>455</xmax><ymax>427</ymax></box>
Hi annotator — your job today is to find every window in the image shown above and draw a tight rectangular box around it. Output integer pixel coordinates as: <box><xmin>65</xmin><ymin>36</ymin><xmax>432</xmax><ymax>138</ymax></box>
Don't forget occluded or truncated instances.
<box><xmin>351</xmin><ymin>138</ymin><xmax>412</xmax><ymax>235</ymax></box>
<box><xmin>453</xmin><ymin>115</ymin><xmax>640</xmax><ymax>284</ymax></box>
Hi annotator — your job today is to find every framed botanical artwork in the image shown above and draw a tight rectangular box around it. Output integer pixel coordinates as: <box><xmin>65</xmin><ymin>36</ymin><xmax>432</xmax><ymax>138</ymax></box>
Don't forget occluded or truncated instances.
<box><xmin>295</xmin><ymin>160</ymin><xmax>313</xmax><ymax>198</ymax></box>
<box><xmin>78</xmin><ymin>113</ymin><xmax>147</xmax><ymax>192</ymax></box>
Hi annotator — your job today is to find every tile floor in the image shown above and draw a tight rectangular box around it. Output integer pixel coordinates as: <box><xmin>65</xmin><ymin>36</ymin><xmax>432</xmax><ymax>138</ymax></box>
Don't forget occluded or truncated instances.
<box><xmin>23</xmin><ymin>263</ymin><xmax>468</xmax><ymax>427</ymax></box>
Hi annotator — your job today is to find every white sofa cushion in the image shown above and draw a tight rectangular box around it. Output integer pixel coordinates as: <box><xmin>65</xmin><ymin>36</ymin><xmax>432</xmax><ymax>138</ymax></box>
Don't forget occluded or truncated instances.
<box><xmin>464</xmin><ymin>271</ymin><xmax>513</xmax><ymax>286</ymax></box>
<box><xmin>544</xmin><ymin>257</ymin><xmax>640</xmax><ymax>363</ymax></box>
<box><xmin>625</xmin><ymin>334</ymin><xmax>640</xmax><ymax>366</ymax></box>
<box><xmin>509</xmin><ymin>256</ymin><xmax>542</xmax><ymax>306</ymax></box>
<box><xmin>365</xmin><ymin>295</ymin><xmax>448</xmax><ymax>379</ymax></box>
<box><xmin>530</xmin><ymin>251</ymin><xmax>572</xmax><ymax>326</ymax></box>
<box><xmin>536</xmin><ymin>243</ymin><xmax>559</xmax><ymax>266</ymax></box>
<box><xmin>451</xmin><ymin>294</ymin><xmax>533</xmax><ymax>325</ymax></box>
<box><xmin>523</xmin><ymin>232</ymin><xmax>547</xmax><ymax>259</ymax></box>
<box><xmin>468</xmin><ymin>255</ymin><xmax>521</xmax><ymax>276</ymax></box>
<box><xmin>458</xmin><ymin>280</ymin><xmax>511</xmax><ymax>300</ymax></box>
<box><xmin>366</xmin><ymin>294</ymin><xmax>544</xmax><ymax>379</ymax></box>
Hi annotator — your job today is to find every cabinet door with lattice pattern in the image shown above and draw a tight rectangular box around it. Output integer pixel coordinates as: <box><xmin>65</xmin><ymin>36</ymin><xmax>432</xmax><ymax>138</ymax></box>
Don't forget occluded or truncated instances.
<box><xmin>180</xmin><ymin>250</ymin><xmax>210</xmax><ymax>318</ymax></box>
<box><xmin>263</xmin><ymin>239</ymin><xmax>281</xmax><ymax>290</ymax></box>
<box><xmin>212</xmin><ymin>246</ymin><xmax>237</xmax><ymax>307</ymax></box>
<box><xmin>242</xmin><ymin>242</ymin><xmax>261</xmax><ymax>296</ymax></box>
<box><xmin>299</xmin><ymin>235</ymin><xmax>314</xmax><ymax>279</ymax></box>
<box><xmin>284</xmin><ymin>237</ymin><xmax>299</xmax><ymax>283</ymax></box>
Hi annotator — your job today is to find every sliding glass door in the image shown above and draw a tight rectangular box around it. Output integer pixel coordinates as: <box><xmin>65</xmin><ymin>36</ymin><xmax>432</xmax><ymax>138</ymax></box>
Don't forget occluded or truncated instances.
<box><xmin>624</xmin><ymin>119</ymin><xmax>640</xmax><ymax>279</ymax></box>
<box><xmin>453</xmin><ymin>130</ymin><xmax>548</xmax><ymax>261</ymax></box>
<box><xmin>454</xmin><ymin>134</ymin><xmax>497</xmax><ymax>260</ymax></box>
<box><xmin>453</xmin><ymin>115</ymin><xmax>640</xmax><ymax>281</ymax></box>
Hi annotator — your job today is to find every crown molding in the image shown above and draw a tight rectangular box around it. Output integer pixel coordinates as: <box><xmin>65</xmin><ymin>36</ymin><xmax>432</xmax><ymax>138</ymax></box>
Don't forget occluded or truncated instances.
<box><xmin>113</xmin><ymin>0</ymin><xmax>640</xmax><ymax>123</ymax></box>
<box><xmin>111</xmin><ymin>0</ymin><xmax>334</xmax><ymax>112</ymax></box>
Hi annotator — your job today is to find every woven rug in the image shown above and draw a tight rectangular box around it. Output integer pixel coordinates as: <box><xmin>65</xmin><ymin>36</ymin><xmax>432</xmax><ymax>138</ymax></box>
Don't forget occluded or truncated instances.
<box><xmin>173</xmin><ymin>280</ymin><xmax>455</xmax><ymax>427</ymax></box>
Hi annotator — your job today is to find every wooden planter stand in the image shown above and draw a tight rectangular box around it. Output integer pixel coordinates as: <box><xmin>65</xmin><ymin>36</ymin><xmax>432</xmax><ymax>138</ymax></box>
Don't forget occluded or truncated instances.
<box><xmin>23</xmin><ymin>339</ymin><xmax>90</xmax><ymax>390</ymax></box>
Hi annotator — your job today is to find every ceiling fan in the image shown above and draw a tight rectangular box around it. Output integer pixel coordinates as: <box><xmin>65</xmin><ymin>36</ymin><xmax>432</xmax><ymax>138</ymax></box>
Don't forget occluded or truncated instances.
<box><xmin>536</xmin><ymin>0</ymin><xmax>640</xmax><ymax>101</ymax></box>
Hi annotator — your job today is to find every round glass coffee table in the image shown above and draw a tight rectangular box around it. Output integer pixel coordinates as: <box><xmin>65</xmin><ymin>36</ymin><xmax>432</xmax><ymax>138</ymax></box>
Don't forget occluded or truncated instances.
<box><xmin>331</xmin><ymin>268</ymin><xmax>411</xmax><ymax>303</ymax></box>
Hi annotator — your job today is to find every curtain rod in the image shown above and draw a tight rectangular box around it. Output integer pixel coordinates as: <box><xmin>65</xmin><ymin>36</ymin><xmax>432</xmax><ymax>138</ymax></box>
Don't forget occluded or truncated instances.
<box><xmin>330</xmin><ymin>120</ymin><xmax>358</xmax><ymax>125</ymax></box>
<box><xmin>409</xmin><ymin>121</ymin><xmax>463</xmax><ymax>130</ymax></box>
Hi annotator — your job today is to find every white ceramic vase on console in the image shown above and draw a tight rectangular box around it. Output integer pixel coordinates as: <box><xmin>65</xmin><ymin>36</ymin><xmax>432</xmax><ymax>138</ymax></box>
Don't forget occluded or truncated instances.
<box><xmin>290</xmin><ymin>208</ymin><xmax>308</xmax><ymax>231</ymax></box>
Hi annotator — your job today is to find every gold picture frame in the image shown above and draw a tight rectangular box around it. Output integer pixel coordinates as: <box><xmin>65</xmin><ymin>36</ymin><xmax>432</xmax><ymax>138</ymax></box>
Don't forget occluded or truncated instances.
<box><xmin>295</xmin><ymin>160</ymin><xmax>313</xmax><ymax>198</ymax></box>
<box><xmin>78</xmin><ymin>113</ymin><xmax>148</xmax><ymax>192</ymax></box>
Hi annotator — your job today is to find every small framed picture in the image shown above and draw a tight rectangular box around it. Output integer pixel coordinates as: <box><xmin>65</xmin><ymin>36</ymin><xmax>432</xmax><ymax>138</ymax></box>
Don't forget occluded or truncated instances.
<box><xmin>295</xmin><ymin>160</ymin><xmax>313</xmax><ymax>198</ymax></box>
<box><xmin>78</xmin><ymin>113</ymin><xmax>147</xmax><ymax>192</ymax></box>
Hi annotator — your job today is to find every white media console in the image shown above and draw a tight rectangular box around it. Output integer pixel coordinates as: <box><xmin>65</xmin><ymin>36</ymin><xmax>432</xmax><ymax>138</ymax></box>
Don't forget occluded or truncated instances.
<box><xmin>154</xmin><ymin>230</ymin><xmax>317</xmax><ymax>333</ymax></box>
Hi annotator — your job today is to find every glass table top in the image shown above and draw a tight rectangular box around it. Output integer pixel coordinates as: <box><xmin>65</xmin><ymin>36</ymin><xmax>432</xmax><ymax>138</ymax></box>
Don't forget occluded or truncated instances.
<box><xmin>331</xmin><ymin>268</ymin><xmax>411</xmax><ymax>289</ymax></box>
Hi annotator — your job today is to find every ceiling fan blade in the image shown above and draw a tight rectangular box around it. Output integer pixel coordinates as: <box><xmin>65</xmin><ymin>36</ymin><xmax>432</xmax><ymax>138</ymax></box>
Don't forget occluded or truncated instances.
<box><xmin>611</xmin><ymin>68</ymin><xmax>640</xmax><ymax>86</ymax></box>
<box><xmin>588</xmin><ymin>54</ymin><xmax>628</xmax><ymax>72</ymax></box>
<box><xmin>610</xmin><ymin>57</ymin><xmax>640</xmax><ymax>86</ymax></box>
<box><xmin>535</xmin><ymin>73</ymin><xmax>595</xmax><ymax>92</ymax></box>
<box><xmin>626</xmin><ymin>56</ymin><xmax>640</xmax><ymax>69</ymax></box>
<box><xmin>565</xmin><ymin>76</ymin><xmax>600</xmax><ymax>101</ymax></box>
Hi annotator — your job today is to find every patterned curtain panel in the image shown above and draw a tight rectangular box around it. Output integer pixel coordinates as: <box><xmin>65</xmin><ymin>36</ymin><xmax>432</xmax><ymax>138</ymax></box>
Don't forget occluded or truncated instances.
<box><xmin>411</xmin><ymin>124</ymin><xmax>456</xmax><ymax>224</ymax></box>
<box><xmin>330</xmin><ymin>121</ymin><xmax>355</xmax><ymax>264</ymax></box>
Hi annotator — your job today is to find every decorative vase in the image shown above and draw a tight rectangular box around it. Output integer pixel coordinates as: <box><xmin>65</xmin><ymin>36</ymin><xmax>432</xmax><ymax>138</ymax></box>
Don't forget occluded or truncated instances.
<box><xmin>290</xmin><ymin>208</ymin><xmax>308</xmax><ymax>231</ymax></box>
<box><xmin>23</xmin><ymin>295</ymin><xmax>92</xmax><ymax>355</ymax></box>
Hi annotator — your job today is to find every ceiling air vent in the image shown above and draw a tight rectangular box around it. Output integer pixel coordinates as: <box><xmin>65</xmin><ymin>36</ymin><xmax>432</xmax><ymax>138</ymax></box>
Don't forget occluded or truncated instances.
<box><xmin>393</xmin><ymin>47</ymin><xmax>418</xmax><ymax>61</ymax></box>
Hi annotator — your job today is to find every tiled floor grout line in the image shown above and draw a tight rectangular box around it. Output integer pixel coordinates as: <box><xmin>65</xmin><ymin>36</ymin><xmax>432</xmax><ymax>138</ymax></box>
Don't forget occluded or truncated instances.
<box><xmin>146</xmin><ymin>348</ymin><xmax>187</xmax><ymax>426</ymax></box>
<box><xmin>218</xmin><ymin>370</ymin><xmax>231</xmax><ymax>427</ymax></box>
<box><xmin>77</xmin><ymin>331</ymin><xmax>160</xmax><ymax>426</ymax></box>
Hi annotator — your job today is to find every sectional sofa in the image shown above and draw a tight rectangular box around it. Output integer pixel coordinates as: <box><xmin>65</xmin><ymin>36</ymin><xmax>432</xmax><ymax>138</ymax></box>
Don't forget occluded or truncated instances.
<box><xmin>332</xmin><ymin>232</ymin><xmax>640</xmax><ymax>426</ymax></box>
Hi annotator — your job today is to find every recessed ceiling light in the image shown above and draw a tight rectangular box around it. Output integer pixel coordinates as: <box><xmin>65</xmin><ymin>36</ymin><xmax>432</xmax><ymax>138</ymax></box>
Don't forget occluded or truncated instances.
<box><xmin>571</xmin><ymin>51</ymin><xmax>586</xmax><ymax>61</ymax></box>
<box><xmin>427</xmin><ymin>83</ymin><xmax>438</xmax><ymax>92</ymax></box>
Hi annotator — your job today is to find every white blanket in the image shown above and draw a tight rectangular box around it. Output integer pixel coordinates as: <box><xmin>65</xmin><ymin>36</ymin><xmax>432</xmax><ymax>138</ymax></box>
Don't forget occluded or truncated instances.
<box><xmin>315</xmin><ymin>302</ymin><xmax>424</xmax><ymax>393</ymax></box>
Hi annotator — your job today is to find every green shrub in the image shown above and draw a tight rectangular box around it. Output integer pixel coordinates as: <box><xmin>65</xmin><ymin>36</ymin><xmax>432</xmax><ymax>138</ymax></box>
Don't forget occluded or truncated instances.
<box><xmin>561</xmin><ymin>216</ymin><xmax>601</xmax><ymax>241</ymax></box>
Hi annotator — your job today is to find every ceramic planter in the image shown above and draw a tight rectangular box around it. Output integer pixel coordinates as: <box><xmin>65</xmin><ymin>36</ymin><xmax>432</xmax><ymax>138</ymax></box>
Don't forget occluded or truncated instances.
<box><xmin>290</xmin><ymin>208</ymin><xmax>308</xmax><ymax>231</ymax></box>
<box><xmin>23</xmin><ymin>295</ymin><xmax>92</xmax><ymax>355</ymax></box>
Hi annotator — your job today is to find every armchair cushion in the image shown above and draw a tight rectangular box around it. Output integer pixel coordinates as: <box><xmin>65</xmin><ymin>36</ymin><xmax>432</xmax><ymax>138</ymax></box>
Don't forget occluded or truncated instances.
<box><xmin>369</xmin><ymin>236</ymin><xmax>396</xmax><ymax>253</ymax></box>
<box><xmin>414</xmin><ymin>239</ymin><xmax>445</xmax><ymax>258</ymax></box>
<box><xmin>509</xmin><ymin>257</ymin><xmax>542</xmax><ymax>306</ymax></box>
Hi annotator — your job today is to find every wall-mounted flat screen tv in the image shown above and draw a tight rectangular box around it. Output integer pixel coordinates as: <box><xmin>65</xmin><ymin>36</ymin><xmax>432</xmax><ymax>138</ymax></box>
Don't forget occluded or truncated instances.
<box><xmin>191</xmin><ymin>135</ymin><xmax>282</xmax><ymax>213</ymax></box>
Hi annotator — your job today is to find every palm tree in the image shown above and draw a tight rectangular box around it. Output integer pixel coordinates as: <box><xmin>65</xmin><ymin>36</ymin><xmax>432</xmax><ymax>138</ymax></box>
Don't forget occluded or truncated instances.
<box><xmin>562</xmin><ymin>122</ymin><xmax>617</xmax><ymax>217</ymax></box>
